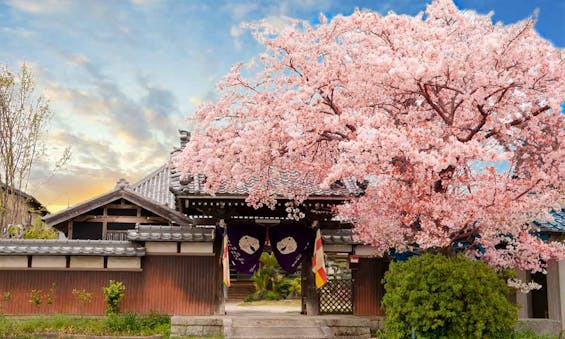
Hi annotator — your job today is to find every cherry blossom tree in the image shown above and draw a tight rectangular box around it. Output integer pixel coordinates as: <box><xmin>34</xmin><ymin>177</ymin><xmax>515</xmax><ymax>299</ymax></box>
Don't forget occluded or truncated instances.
<box><xmin>175</xmin><ymin>0</ymin><xmax>565</xmax><ymax>272</ymax></box>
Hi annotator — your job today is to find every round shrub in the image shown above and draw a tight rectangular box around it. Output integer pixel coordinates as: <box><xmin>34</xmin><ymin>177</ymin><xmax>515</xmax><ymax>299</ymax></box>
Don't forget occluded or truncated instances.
<box><xmin>382</xmin><ymin>254</ymin><xmax>518</xmax><ymax>339</ymax></box>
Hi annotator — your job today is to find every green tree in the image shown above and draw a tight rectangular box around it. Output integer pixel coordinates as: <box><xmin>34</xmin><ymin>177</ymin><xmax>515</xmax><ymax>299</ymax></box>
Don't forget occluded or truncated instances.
<box><xmin>23</xmin><ymin>216</ymin><xmax>57</xmax><ymax>239</ymax></box>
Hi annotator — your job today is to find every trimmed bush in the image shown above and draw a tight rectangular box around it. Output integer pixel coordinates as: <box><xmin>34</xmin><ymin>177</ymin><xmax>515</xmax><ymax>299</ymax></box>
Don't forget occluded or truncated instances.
<box><xmin>383</xmin><ymin>254</ymin><xmax>518</xmax><ymax>339</ymax></box>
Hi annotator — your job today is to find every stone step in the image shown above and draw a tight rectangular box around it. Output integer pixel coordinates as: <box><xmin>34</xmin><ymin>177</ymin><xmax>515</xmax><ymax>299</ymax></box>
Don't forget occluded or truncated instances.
<box><xmin>226</xmin><ymin>325</ymin><xmax>329</xmax><ymax>339</ymax></box>
<box><xmin>171</xmin><ymin>316</ymin><xmax>374</xmax><ymax>339</ymax></box>
<box><xmin>229</xmin><ymin>319</ymin><xmax>320</xmax><ymax>327</ymax></box>
<box><xmin>232</xmin><ymin>320</ymin><xmax>321</xmax><ymax>328</ymax></box>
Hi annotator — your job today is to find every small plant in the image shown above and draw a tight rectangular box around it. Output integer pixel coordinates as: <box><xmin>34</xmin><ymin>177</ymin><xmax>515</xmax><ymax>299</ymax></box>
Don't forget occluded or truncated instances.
<box><xmin>45</xmin><ymin>283</ymin><xmax>56</xmax><ymax>305</ymax></box>
<box><xmin>72</xmin><ymin>289</ymin><xmax>93</xmax><ymax>305</ymax></box>
<box><xmin>104</xmin><ymin>312</ymin><xmax>170</xmax><ymax>335</ymax></box>
<box><xmin>72</xmin><ymin>289</ymin><xmax>93</xmax><ymax>314</ymax></box>
<box><xmin>0</xmin><ymin>292</ymin><xmax>11</xmax><ymax>313</ymax></box>
<box><xmin>246</xmin><ymin>252</ymin><xmax>300</xmax><ymax>301</ymax></box>
<box><xmin>29</xmin><ymin>289</ymin><xmax>42</xmax><ymax>307</ymax></box>
<box><xmin>105</xmin><ymin>312</ymin><xmax>140</xmax><ymax>332</ymax></box>
<box><xmin>103</xmin><ymin>280</ymin><xmax>125</xmax><ymax>315</ymax></box>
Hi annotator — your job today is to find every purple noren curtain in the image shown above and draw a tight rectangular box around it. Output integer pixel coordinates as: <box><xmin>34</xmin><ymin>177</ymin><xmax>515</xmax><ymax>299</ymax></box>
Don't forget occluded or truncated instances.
<box><xmin>227</xmin><ymin>224</ymin><xmax>266</xmax><ymax>274</ymax></box>
<box><xmin>269</xmin><ymin>223</ymin><xmax>315</xmax><ymax>274</ymax></box>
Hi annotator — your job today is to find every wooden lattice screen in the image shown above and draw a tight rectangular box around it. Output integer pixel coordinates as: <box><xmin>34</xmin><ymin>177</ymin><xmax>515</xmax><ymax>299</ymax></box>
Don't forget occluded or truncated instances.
<box><xmin>319</xmin><ymin>279</ymin><xmax>353</xmax><ymax>314</ymax></box>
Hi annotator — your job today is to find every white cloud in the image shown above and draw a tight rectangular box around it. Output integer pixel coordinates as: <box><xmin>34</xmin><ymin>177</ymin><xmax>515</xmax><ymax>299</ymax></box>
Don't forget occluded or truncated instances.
<box><xmin>230</xmin><ymin>24</ymin><xmax>244</xmax><ymax>37</ymax></box>
<box><xmin>129</xmin><ymin>0</ymin><xmax>157</xmax><ymax>6</ymax></box>
<box><xmin>6</xmin><ymin>0</ymin><xmax>70</xmax><ymax>13</ymax></box>
<box><xmin>223</xmin><ymin>2</ymin><xmax>260</xmax><ymax>21</ymax></box>
<box><xmin>0</xmin><ymin>26</ymin><xmax>34</xmax><ymax>38</ymax></box>
<box><xmin>257</xmin><ymin>15</ymin><xmax>303</xmax><ymax>32</ymax></box>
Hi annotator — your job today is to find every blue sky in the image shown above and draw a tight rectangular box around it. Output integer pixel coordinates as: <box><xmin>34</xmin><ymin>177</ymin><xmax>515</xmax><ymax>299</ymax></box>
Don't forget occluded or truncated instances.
<box><xmin>0</xmin><ymin>0</ymin><xmax>563</xmax><ymax>211</ymax></box>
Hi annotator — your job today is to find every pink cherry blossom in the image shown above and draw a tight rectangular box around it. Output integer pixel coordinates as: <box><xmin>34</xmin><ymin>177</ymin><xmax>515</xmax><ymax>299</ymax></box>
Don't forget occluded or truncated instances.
<box><xmin>175</xmin><ymin>0</ymin><xmax>565</xmax><ymax>272</ymax></box>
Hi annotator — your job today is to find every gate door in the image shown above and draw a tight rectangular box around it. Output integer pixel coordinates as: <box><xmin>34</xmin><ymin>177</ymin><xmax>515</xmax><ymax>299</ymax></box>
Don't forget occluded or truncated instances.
<box><xmin>319</xmin><ymin>256</ymin><xmax>353</xmax><ymax>314</ymax></box>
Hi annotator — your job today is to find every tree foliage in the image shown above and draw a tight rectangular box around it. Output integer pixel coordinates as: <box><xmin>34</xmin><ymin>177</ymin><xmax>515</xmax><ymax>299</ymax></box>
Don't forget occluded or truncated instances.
<box><xmin>383</xmin><ymin>254</ymin><xmax>518</xmax><ymax>339</ymax></box>
<box><xmin>175</xmin><ymin>0</ymin><xmax>564</xmax><ymax>272</ymax></box>
<box><xmin>23</xmin><ymin>216</ymin><xmax>58</xmax><ymax>239</ymax></box>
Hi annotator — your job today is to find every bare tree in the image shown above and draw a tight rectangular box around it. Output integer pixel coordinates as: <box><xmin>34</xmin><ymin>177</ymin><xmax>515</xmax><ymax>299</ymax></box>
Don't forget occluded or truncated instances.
<box><xmin>0</xmin><ymin>64</ymin><xmax>52</xmax><ymax>229</ymax></box>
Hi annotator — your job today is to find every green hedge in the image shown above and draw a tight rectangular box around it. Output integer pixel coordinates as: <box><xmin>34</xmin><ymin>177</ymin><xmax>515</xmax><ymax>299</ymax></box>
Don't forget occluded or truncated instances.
<box><xmin>382</xmin><ymin>254</ymin><xmax>518</xmax><ymax>339</ymax></box>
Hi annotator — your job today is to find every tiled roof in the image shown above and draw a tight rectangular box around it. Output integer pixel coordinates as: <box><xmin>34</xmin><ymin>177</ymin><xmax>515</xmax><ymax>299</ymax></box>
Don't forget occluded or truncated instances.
<box><xmin>131</xmin><ymin>164</ymin><xmax>175</xmax><ymax>209</ymax></box>
<box><xmin>321</xmin><ymin>228</ymin><xmax>358</xmax><ymax>245</ymax></box>
<box><xmin>535</xmin><ymin>209</ymin><xmax>565</xmax><ymax>232</ymax></box>
<box><xmin>91</xmin><ymin>129</ymin><xmax>361</xmax><ymax>213</ymax></box>
<box><xmin>169</xmin><ymin>167</ymin><xmax>363</xmax><ymax>197</ymax></box>
<box><xmin>127</xmin><ymin>225</ymin><xmax>215</xmax><ymax>242</ymax></box>
<box><xmin>44</xmin><ymin>185</ymin><xmax>193</xmax><ymax>228</ymax></box>
<box><xmin>0</xmin><ymin>240</ymin><xmax>145</xmax><ymax>256</ymax></box>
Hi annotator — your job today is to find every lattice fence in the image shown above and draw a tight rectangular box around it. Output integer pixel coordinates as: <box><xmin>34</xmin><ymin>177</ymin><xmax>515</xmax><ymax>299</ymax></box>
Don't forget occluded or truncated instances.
<box><xmin>319</xmin><ymin>279</ymin><xmax>353</xmax><ymax>314</ymax></box>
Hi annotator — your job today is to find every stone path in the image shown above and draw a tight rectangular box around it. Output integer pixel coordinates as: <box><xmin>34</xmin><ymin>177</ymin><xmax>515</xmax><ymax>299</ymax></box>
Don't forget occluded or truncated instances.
<box><xmin>225</xmin><ymin>301</ymin><xmax>301</xmax><ymax>315</ymax></box>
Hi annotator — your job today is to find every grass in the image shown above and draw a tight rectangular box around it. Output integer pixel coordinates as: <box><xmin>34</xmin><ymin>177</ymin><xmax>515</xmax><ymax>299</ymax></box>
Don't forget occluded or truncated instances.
<box><xmin>512</xmin><ymin>330</ymin><xmax>559</xmax><ymax>339</ymax></box>
<box><xmin>238</xmin><ymin>299</ymin><xmax>301</xmax><ymax>307</ymax></box>
<box><xmin>371</xmin><ymin>328</ymin><xmax>558</xmax><ymax>339</ymax></box>
<box><xmin>0</xmin><ymin>312</ymin><xmax>170</xmax><ymax>337</ymax></box>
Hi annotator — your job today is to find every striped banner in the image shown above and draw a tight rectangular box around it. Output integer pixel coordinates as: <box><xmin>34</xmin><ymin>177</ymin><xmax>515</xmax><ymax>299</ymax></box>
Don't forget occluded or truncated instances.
<box><xmin>223</xmin><ymin>232</ymin><xmax>230</xmax><ymax>287</ymax></box>
<box><xmin>312</xmin><ymin>228</ymin><xmax>328</xmax><ymax>288</ymax></box>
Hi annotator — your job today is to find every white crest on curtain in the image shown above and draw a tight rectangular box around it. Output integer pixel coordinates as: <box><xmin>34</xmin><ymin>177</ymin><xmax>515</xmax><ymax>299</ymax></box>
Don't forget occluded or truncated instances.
<box><xmin>239</xmin><ymin>235</ymin><xmax>260</xmax><ymax>254</ymax></box>
<box><xmin>277</xmin><ymin>236</ymin><xmax>298</xmax><ymax>254</ymax></box>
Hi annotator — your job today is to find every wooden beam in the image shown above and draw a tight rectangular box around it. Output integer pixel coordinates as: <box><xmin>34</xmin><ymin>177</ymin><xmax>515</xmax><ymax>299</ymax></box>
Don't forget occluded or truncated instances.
<box><xmin>102</xmin><ymin>206</ymin><xmax>108</xmax><ymax>240</ymax></box>
<box><xmin>69</xmin><ymin>221</ymin><xmax>73</xmax><ymax>239</ymax></box>
<box><xmin>71</xmin><ymin>215</ymin><xmax>168</xmax><ymax>223</ymax></box>
<box><xmin>104</xmin><ymin>203</ymin><xmax>139</xmax><ymax>210</ymax></box>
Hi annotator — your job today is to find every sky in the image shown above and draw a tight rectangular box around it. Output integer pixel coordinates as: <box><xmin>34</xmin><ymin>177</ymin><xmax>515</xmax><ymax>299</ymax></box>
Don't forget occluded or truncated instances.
<box><xmin>0</xmin><ymin>0</ymin><xmax>563</xmax><ymax>213</ymax></box>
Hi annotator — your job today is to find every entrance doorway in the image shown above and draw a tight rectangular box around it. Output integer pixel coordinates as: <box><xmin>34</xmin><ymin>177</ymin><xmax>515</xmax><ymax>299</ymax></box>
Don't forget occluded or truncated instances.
<box><xmin>530</xmin><ymin>272</ymin><xmax>549</xmax><ymax>319</ymax></box>
<box><xmin>225</xmin><ymin>251</ymin><xmax>302</xmax><ymax>315</ymax></box>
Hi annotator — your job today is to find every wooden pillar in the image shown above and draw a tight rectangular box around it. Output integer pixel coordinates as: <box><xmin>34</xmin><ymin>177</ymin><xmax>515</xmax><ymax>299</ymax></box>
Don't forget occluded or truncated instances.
<box><xmin>214</xmin><ymin>222</ymin><xmax>225</xmax><ymax>315</ymax></box>
<box><xmin>547</xmin><ymin>261</ymin><xmax>561</xmax><ymax>321</ymax></box>
<box><xmin>558</xmin><ymin>260</ymin><xmax>565</xmax><ymax>331</ymax></box>
<box><xmin>301</xmin><ymin>252</ymin><xmax>319</xmax><ymax>315</ymax></box>
<box><xmin>102</xmin><ymin>207</ymin><xmax>108</xmax><ymax>240</ymax></box>
<box><xmin>68</xmin><ymin>221</ymin><xmax>73</xmax><ymax>239</ymax></box>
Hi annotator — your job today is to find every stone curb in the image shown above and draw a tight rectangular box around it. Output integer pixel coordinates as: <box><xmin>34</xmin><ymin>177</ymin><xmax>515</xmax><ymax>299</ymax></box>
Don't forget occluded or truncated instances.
<box><xmin>36</xmin><ymin>334</ymin><xmax>163</xmax><ymax>339</ymax></box>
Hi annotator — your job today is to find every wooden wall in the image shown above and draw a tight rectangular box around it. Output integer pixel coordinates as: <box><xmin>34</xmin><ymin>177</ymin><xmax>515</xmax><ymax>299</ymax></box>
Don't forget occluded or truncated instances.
<box><xmin>0</xmin><ymin>256</ymin><xmax>217</xmax><ymax>315</ymax></box>
<box><xmin>353</xmin><ymin>258</ymin><xmax>388</xmax><ymax>316</ymax></box>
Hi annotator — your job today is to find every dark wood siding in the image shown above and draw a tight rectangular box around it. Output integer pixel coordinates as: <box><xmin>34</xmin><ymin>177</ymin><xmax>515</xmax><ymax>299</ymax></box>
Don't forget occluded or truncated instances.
<box><xmin>353</xmin><ymin>258</ymin><xmax>388</xmax><ymax>316</ymax></box>
<box><xmin>73</xmin><ymin>222</ymin><xmax>103</xmax><ymax>239</ymax></box>
<box><xmin>0</xmin><ymin>256</ymin><xmax>217</xmax><ymax>315</ymax></box>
